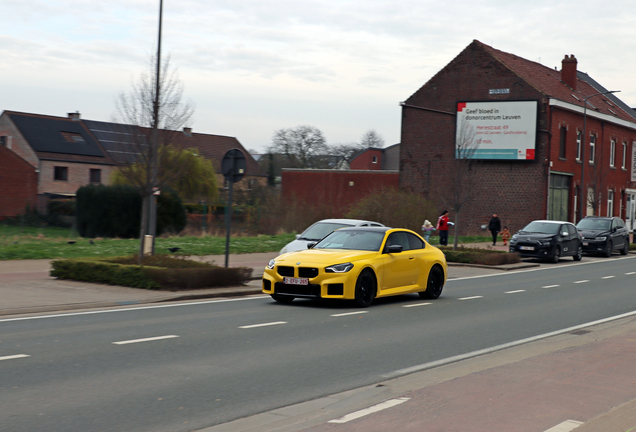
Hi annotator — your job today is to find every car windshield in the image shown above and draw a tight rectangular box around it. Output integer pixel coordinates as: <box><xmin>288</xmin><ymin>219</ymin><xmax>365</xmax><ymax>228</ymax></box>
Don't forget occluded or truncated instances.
<box><xmin>297</xmin><ymin>222</ymin><xmax>354</xmax><ymax>241</ymax></box>
<box><xmin>314</xmin><ymin>230</ymin><xmax>385</xmax><ymax>251</ymax></box>
<box><xmin>519</xmin><ymin>221</ymin><xmax>561</xmax><ymax>235</ymax></box>
<box><xmin>577</xmin><ymin>219</ymin><xmax>611</xmax><ymax>230</ymax></box>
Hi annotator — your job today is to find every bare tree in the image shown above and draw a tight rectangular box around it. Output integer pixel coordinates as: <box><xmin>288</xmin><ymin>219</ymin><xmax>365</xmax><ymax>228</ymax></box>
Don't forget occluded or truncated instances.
<box><xmin>269</xmin><ymin>125</ymin><xmax>328</xmax><ymax>168</ymax></box>
<box><xmin>585</xmin><ymin>137</ymin><xmax>606</xmax><ymax>216</ymax></box>
<box><xmin>360</xmin><ymin>130</ymin><xmax>385</xmax><ymax>148</ymax></box>
<box><xmin>437</xmin><ymin>117</ymin><xmax>482</xmax><ymax>250</ymax></box>
<box><xmin>115</xmin><ymin>55</ymin><xmax>194</xmax><ymax>257</ymax></box>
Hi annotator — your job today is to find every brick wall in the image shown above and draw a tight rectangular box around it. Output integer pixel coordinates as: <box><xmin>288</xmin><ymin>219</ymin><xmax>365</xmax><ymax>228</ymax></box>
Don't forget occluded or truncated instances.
<box><xmin>38</xmin><ymin>160</ymin><xmax>116</xmax><ymax>195</ymax></box>
<box><xmin>399</xmin><ymin>42</ymin><xmax>550</xmax><ymax>235</ymax></box>
<box><xmin>0</xmin><ymin>145</ymin><xmax>38</xmax><ymax>217</ymax></box>
<box><xmin>350</xmin><ymin>149</ymin><xmax>383</xmax><ymax>170</ymax></box>
<box><xmin>282</xmin><ymin>169</ymin><xmax>399</xmax><ymax>217</ymax></box>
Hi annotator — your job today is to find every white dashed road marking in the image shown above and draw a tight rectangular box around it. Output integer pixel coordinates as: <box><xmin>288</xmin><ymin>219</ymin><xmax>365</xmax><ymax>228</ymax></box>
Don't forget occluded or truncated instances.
<box><xmin>331</xmin><ymin>311</ymin><xmax>369</xmax><ymax>317</ymax></box>
<box><xmin>626</xmin><ymin>272</ymin><xmax>636</xmax><ymax>275</ymax></box>
<box><xmin>112</xmin><ymin>335</ymin><xmax>180</xmax><ymax>345</ymax></box>
<box><xmin>328</xmin><ymin>397</ymin><xmax>411</xmax><ymax>423</ymax></box>
<box><xmin>239</xmin><ymin>321</ymin><xmax>287</xmax><ymax>329</ymax></box>
<box><xmin>505</xmin><ymin>290</ymin><xmax>526</xmax><ymax>294</ymax></box>
<box><xmin>573</xmin><ymin>280</ymin><xmax>589</xmax><ymax>284</ymax></box>
<box><xmin>0</xmin><ymin>354</ymin><xmax>30</xmax><ymax>361</ymax></box>
<box><xmin>542</xmin><ymin>285</ymin><xmax>560</xmax><ymax>289</ymax></box>
<box><xmin>403</xmin><ymin>302</ymin><xmax>432</xmax><ymax>308</ymax></box>
<box><xmin>458</xmin><ymin>296</ymin><xmax>483</xmax><ymax>300</ymax></box>
<box><xmin>601</xmin><ymin>276</ymin><xmax>615</xmax><ymax>279</ymax></box>
<box><xmin>542</xmin><ymin>419</ymin><xmax>583</xmax><ymax>432</ymax></box>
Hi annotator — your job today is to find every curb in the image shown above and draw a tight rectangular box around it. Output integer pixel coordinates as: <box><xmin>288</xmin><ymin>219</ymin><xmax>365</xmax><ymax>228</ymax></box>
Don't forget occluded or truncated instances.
<box><xmin>447</xmin><ymin>262</ymin><xmax>540</xmax><ymax>271</ymax></box>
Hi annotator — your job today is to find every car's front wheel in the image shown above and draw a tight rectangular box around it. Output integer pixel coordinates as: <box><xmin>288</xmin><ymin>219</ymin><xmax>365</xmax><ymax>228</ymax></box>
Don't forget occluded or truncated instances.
<box><xmin>419</xmin><ymin>265</ymin><xmax>444</xmax><ymax>299</ymax></box>
<box><xmin>621</xmin><ymin>240</ymin><xmax>629</xmax><ymax>256</ymax></box>
<box><xmin>604</xmin><ymin>241</ymin><xmax>613</xmax><ymax>257</ymax></box>
<box><xmin>354</xmin><ymin>269</ymin><xmax>376</xmax><ymax>307</ymax></box>
<box><xmin>550</xmin><ymin>246</ymin><xmax>561</xmax><ymax>263</ymax></box>
<box><xmin>573</xmin><ymin>245</ymin><xmax>583</xmax><ymax>261</ymax></box>
<box><xmin>271</xmin><ymin>294</ymin><xmax>294</xmax><ymax>304</ymax></box>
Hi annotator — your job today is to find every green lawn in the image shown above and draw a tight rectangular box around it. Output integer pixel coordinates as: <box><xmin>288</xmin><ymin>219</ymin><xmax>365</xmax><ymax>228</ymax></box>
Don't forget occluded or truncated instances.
<box><xmin>0</xmin><ymin>224</ymin><xmax>493</xmax><ymax>260</ymax></box>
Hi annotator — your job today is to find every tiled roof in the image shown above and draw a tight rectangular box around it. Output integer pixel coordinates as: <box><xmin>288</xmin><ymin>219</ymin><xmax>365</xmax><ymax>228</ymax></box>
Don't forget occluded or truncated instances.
<box><xmin>476</xmin><ymin>41</ymin><xmax>636</xmax><ymax>123</ymax></box>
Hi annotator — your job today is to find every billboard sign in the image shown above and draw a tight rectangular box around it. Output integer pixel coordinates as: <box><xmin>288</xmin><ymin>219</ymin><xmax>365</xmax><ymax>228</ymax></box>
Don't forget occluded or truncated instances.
<box><xmin>456</xmin><ymin>100</ymin><xmax>538</xmax><ymax>160</ymax></box>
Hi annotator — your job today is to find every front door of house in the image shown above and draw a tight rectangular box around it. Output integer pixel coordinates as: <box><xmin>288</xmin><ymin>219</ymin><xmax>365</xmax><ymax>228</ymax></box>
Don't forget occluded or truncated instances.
<box><xmin>549</xmin><ymin>173</ymin><xmax>571</xmax><ymax>221</ymax></box>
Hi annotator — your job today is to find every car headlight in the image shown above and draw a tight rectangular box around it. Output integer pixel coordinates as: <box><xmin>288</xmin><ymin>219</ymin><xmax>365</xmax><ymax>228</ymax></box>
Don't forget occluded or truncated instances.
<box><xmin>325</xmin><ymin>262</ymin><xmax>354</xmax><ymax>273</ymax></box>
<box><xmin>510</xmin><ymin>235</ymin><xmax>518</xmax><ymax>244</ymax></box>
<box><xmin>539</xmin><ymin>239</ymin><xmax>554</xmax><ymax>246</ymax></box>
<box><xmin>267</xmin><ymin>259</ymin><xmax>276</xmax><ymax>270</ymax></box>
<box><xmin>595</xmin><ymin>236</ymin><xmax>607</xmax><ymax>241</ymax></box>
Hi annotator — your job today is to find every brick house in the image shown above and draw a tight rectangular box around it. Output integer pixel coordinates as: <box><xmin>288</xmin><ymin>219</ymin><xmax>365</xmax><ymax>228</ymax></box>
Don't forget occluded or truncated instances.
<box><xmin>349</xmin><ymin>143</ymin><xmax>401</xmax><ymax>170</ymax></box>
<box><xmin>0</xmin><ymin>111</ymin><xmax>117</xmax><ymax>213</ymax></box>
<box><xmin>400</xmin><ymin>40</ymin><xmax>636</xmax><ymax>235</ymax></box>
<box><xmin>0</xmin><ymin>144</ymin><xmax>38</xmax><ymax>218</ymax></box>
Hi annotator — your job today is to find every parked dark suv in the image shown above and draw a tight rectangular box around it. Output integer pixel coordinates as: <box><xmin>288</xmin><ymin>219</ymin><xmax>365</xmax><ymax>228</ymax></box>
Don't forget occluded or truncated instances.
<box><xmin>576</xmin><ymin>216</ymin><xmax>629</xmax><ymax>257</ymax></box>
<box><xmin>509</xmin><ymin>220</ymin><xmax>583</xmax><ymax>263</ymax></box>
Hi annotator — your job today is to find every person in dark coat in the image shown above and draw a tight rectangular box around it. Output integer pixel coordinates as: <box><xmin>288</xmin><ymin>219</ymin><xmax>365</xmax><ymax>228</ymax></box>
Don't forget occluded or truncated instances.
<box><xmin>489</xmin><ymin>214</ymin><xmax>502</xmax><ymax>246</ymax></box>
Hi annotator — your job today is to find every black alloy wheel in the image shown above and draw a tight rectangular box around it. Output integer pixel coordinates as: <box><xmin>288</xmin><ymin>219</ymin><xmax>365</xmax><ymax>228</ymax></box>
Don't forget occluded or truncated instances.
<box><xmin>354</xmin><ymin>269</ymin><xmax>376</xmax><ymax>307</ymax></box>
<box><xmin>621</xmin><ymin>240</ymin><xmax>629</xmax><ymax>256</ymax></box>
<box><xmin>573</xmin><ymin>245</ymin><xmax>583</xmax><ymax>261</ymax></box>
<box><xmin>550</xmin><ymin>246</ymin><xmax>561</xmax><ymax>263</ymax></box>
<box><xmin>271</xmin><ymin>294</ymin><xmax>294</xmax><ymax>304</ymax></box>
<box><xmin>419</xmin><ymin>265</ymin><xmax>444</xmax><ymax>299</ymax></box>
<box><xmin>604</xmin><ymin>241</ymin><xmax>613</xmax><ymax>257</ymax></box>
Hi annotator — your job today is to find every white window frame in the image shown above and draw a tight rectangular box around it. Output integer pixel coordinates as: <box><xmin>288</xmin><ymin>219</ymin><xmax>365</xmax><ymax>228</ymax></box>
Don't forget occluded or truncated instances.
<box><xmin>610</xmin><ymin>139</ymin><xmax>616</xmax><ymax>168</ymax></box>
<box><xmin>589</xmin><ymin>134</ymin><xmax>596</xmax><ymax>164</ymax></box>
<box><xmin>576</xmin><ymin>131</ymin><xmax>582</xmax><ymax>161</ymax></box>
<box><xmin>607</xmin><ymin>189</ymin><xmax>614</xmax><ymax>217</ymax></box>
<box><xmin>622</xmin><ymin>141</ymin><xmax>627</xmax><ymax>170</ymax></box>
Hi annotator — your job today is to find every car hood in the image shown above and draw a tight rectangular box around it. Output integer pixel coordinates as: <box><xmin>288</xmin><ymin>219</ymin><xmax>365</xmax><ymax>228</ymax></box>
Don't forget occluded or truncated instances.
<box><xmin>514</xmin><ymin>232</ymin><xmax>556</xmax><ymax>241</ymax></box>
<box><xmin>275</xmin><ymin>248</ymin><xmax>379</xmax><ymax>266</ymax></box>
<box><xmin>578</xmin><ymin>229</ymin><xmax>610</xmax><ymax>238</ymax></box>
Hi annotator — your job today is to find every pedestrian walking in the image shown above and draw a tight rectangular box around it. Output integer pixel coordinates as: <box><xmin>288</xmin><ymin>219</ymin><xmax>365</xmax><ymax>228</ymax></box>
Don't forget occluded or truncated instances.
<box><xmin>437</xmin><ymin>211</ymin><xmax>450</xmax><ymax>246</ymax></box>
<box><xmin>501</xmin><ymin>226</ymin><xmax>510</xmax><ymax>246</ymax></box>
<box><xmin>421</xmin><ymin>219</ymin><xmax>434</xmax><ymax>242</ymax></box>
<box><xmin>489</xmin><ymin>213</ymin><xmax>502</xmax><ymax>246</ymax></box>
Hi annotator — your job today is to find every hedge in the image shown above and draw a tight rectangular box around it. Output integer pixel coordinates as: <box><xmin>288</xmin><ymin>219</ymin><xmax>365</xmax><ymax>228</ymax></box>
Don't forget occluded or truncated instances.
<box><xmin>51</xmin><ymin>255</ymin><xmax>252</xmax><ymax>291</ymax></box>
<box><xmin>440</xmin><ymin>247</ymin><xmax>521</xmax><ymax>266</ymax></box>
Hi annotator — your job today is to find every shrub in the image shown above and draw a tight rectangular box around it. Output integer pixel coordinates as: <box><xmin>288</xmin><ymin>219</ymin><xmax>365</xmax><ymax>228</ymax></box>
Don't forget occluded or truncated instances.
<box><xmin>50</xmin><ymin>255</ymin><xmax>253</xmax><ymax>290</ymax></box>
<box><xmin>156</xmin><ymin>187</ymin><xmax>187</xmax><ymax>236</ymax></box>
<box><xmin>440</xmin><ymin>246</ymin><xmax>521</xmax><ymax>266</ymax></box>
<box><xmin>76</xmin><ymin>184</ymin><xmax>142</xmax><ymax>238</ymax></box>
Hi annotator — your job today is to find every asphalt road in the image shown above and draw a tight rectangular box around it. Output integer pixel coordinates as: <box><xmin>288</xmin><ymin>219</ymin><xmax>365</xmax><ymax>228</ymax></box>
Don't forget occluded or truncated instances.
<box><xmin>1</xmin><ymin>255</ymin><xmax>635</xmax><ymax>432</ymax></box>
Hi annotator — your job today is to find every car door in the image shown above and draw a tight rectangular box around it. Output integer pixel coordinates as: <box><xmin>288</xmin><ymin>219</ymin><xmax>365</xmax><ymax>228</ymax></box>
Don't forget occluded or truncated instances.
<box><xmin>559</xmin><ymin>224</ymin><xmax>576</xmax><ymax>256</ymax></box>
<box><xmin>381</xmin><ymin>231</ymin><xmax>419</xmax><ymax>290</ymax></box>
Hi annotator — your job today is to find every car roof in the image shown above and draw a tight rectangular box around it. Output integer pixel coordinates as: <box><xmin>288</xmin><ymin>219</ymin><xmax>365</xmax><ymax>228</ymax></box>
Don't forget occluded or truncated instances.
<box><xmin>581</xmin><ymin>216</ymin><xmax>614</xmax><ymax>220</ymax></box>
<box><xmin>528</xmin><ymin>220</ymin><xmax>572</xmax><ymax>224</ymax></box>
<box><xmin>335</xmin><ymin>226</ymin><xmax>392</xmax><ymax>233</ymax></box>
<box><xmin>313</xmin><ymin>219</ymin><xmax>384</xmax><ymax>225</ymax></box>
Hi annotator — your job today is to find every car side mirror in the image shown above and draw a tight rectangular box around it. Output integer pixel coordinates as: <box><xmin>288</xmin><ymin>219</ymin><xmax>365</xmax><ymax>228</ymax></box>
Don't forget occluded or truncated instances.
<box><xmin>296</xmin><ymin>234</ymin><xmax>301</xmax><ymax>240</ymax></box>
<box><xmin>612</xmin><ymin>227</ymin><xmax>617</xmax><ymax>233</ymax></box>
<box><xmin>386</xmin><ymin>245</ymin><xmax>403</xmax><ymax>253</ymax></box>
<box><xmin>562</xmin><ymin>232</ymin><xmax>568</xmax><ymax>237</ymax></box>
<box><xmin>307</xmin><ymin>242</ymin><xmax>316</xmax><ymax>249</ymax></box>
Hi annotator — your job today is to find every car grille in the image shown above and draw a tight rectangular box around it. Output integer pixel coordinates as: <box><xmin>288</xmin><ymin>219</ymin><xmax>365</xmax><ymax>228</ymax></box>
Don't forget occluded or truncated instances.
<box><xmin>298</xmin><ymin>267</ymin><xmax>319</xmax><ymax>278</ymax></box>
<box><xmin>277</xmin><ymin>266</ymin><xmax>294</xmax><ymax>277</ymax></box>
<box><xmin>274</xmin><ymin>282</ymin><xmax>321</xmax><ymax>297</ymax></box>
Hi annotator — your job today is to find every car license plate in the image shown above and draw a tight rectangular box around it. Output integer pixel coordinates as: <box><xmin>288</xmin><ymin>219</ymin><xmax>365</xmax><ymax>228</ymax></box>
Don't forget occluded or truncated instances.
<box><xmin>283</xmin><ymin>277</ymin><xmax>309</xmax><ymax>285</ymax></box>
<box><xmin>583</xmin><ymin>241</ymin><xmax>588</xmax><ymax>246</ymax></box>
<box><xmin>520</xmin><ymin>246</ymin><xmax>534</xmax><ymax>251</ymax></box>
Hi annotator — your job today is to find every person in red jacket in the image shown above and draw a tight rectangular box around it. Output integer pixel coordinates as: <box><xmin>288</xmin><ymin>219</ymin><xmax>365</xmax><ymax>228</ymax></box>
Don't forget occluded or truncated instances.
<box><xmin>437</xmin><ymin>210</ymin><xmax>450</xmax><ymax>246</ymax></box>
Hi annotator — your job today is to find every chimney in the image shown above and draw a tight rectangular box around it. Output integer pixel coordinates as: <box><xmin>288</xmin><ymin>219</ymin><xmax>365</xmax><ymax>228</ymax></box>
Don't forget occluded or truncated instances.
<box><xmin>183</xmin><ymin>127</ymin><xmax>192</xmax><ymax>136</ymax></box>
<box><xmin>68</xmin><ymin>111</ymin><xmax>81</xmax><ymax>121</ymax></box>
<box><xmin>561</xmin><ymin>55</ymin><xmax>577</xmax><ymax>90</ymax></box>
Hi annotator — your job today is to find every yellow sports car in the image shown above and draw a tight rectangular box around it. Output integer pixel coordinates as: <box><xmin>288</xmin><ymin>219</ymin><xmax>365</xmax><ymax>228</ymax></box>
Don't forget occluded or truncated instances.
<box><xmin>262</xmin><ymin>227</ymin><xmax>447</xmax><ymax>307</ymax></box>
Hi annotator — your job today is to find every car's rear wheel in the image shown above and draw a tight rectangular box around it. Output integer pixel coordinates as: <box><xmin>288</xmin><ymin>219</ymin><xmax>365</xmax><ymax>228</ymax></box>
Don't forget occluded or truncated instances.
<box><xmin>573</xmin><ymin>245</ymin><xmax>583</xmax><ymax>261</ymax></box>
<box><xmin>419</xmin><ymin>265</ymin><xmax>444</xmax><ymax>299</ymax></box>
<box><xmin>621</xmin><ymin>240</ymin><xmax>629</xmax><ymax>255</ymax></box>
<box><xmin>271</xmin><ymin>294</ymin><xmax>294</xmax><ymax>304</ymax></box>
<box><xmin>550</xmin><ymin>246</ymin><xmax>561</xmax><ymax>263</ymax></box>
<box><xmin>604</xmin><ymin>241</ymin><xmax>613</xmax><ymax>257</ymax></box>
<box><xmin>354</xmin><ymin>269</ymin><xmax>376</xmax><ymax>307</ymax></box>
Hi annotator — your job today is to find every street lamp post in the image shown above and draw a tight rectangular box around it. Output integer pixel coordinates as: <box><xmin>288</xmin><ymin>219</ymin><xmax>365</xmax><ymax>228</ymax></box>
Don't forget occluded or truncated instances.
<box><xmin>578</xmin><ymin>90</ymin><xmax>620</xmax><ymax>222</ymax></box>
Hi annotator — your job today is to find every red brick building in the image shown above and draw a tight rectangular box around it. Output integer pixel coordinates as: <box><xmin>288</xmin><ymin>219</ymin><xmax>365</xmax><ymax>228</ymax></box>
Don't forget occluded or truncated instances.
<box><xmin>0</xmin><ymin>144</ymin><xmax>38</xmax><ymax>218</ymax></box>
<box><xmin>400</xmin><ymin>40</ymin><xmax>636</xmax><ymax>234</ymax></box>
<box><xmin>282</xmin><ymin>169</ymin><xmax>399</xmax><ymax>217</ymax></box>
<box><xmin>349</xmin><ymin>143</ymin><xmax>401</xmax><ymax>170</ymax></box>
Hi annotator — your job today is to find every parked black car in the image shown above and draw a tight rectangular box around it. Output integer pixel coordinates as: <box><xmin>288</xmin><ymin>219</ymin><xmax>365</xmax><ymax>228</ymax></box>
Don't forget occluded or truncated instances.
<box><xmin>509</xmin><ymin>220</ymin><xmax>583</xmax><ymax>263</ymax></box>
<box><xmin>576</xmin><ymin>216</ymin><xmax>629</xmax><ymax>257</ymax></box>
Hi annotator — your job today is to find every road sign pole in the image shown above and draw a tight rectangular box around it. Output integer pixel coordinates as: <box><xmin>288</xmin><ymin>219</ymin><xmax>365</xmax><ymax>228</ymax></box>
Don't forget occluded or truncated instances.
<box><xmin>225</xmin><ymin>175</ymin><xmax>234</xmax><ymax>268</ymax></box>
<box><xmin>221</xmin><ymin>148</ymin><xmax>247</xmax><ymax>269</ymax></box>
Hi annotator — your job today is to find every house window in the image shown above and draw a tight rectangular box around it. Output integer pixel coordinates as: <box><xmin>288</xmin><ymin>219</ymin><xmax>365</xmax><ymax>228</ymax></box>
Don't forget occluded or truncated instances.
<box><xmin>372</xmin><ymin>155</ymin><xmax>378</xmax><ymax>163</ymax></box>
<box><xmin>576</xmin><ymin>131</ymin><xmax>582</xmax><ymax>161</ymax></box>
<box><xmin>607</xmin><ymin>189</ymin><xmax>614</xmax><ymax>217</ymax></box>
<box><xmin>610</xmin><ymin>139</ymin><xmax>616</xmax><ymax>167</ymax></box>
<box><xmin>622</xmin><ymin>141</ymin><xmax>627</xmax><ymax>169</ymax></box>
<box><xmin>559</xmin><ymin>126</ymin><xmax>567</xmax><ymax>159</ymax></box>
<box><xmin>0</xmin><ymin>136</ymin><xmax>6</xmax><ymax>146</ymax></box>
<box><xmin>90</xmin><ymin>169</ymin><xmax>101</xmax><ymax>183</ymax></box>
<box><xmin>589</xmin><ymin>134</ymin><xmax>596</xmax><ymax>164</ymax></box>
<box><xmin>54</xmin><ymin>166</ymin><xmax>68</xmax><ymax>181</ymax></box>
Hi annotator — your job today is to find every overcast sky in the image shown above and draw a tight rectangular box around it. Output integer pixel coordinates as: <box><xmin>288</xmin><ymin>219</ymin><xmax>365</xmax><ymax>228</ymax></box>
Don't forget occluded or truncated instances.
<box><xmin>2</xmin><ymin>0</ymin><xmax>635</xmax><ymax>153</ymax></box>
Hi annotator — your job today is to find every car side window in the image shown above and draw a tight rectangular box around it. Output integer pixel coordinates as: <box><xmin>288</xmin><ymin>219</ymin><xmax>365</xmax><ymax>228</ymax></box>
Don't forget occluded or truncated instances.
<box><xmin>406</xmin><ymin>233</ymin><xmax>425</xmax><ymax>250</ymax></box>
<box><xmin>386</xmin><ymin>232</ymin><xmax>410</xmax><ymax>251</ymax></box>
<box><xmin>567</xmin><ymin>225</ymin><xmax>577</xmax><ymax>236</ymax></box>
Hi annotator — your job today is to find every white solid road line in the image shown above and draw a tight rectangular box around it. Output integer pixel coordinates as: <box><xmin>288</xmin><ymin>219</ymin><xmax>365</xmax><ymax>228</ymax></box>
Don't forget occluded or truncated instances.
<box><xmin>0</xmin><ymin>354</ymin><xmax>30</xmax><ymax>361</ymax></box>
<box><xmin>458</xmin><ymin>296</ymin><xmax>483</xmax><ymax>300</ymax></box>
<box><xmin>331</xmin><ymin>311</ymin><xmax>369</xmax><ymax>317</ymax></box>
<box><xmin>239</xmin><ymin>321</ymin><xmax>287</xmax><ymax>329</ymax></box>
<box><xmin>112</xmin><ymin>335</ymin><xmax>180</xmax><ymax>345</ymax></box>
<box><xmin>543</xmin><ymin>419</ymin><xmax>583</xmax><ymax>432</ymax></box>
<box><xmin>505</xmin><ymin>290</ymin><xmax>526</xmax><ymax>294</ymax></box>
<box><xmin>328</xmin><ymin>397</ymin><xmax>411</xmax><ymax>424</ymax></box>
<box><xmin>403</xmin><ymin>302</ymin><xmax>432</xmax><ymax>308</ymax></box>
<box><xmin>542</xmin><ymin>285</ymin><xmax>560</xmax><ymax>289</ymax></box>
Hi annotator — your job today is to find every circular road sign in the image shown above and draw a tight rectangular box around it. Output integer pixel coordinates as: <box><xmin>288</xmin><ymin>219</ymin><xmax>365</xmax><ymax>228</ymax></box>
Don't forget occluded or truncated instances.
<box><xmin>221</xmin><ymin>148</ymin><xmax>247</xmax><ymax>183</ymax></box>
